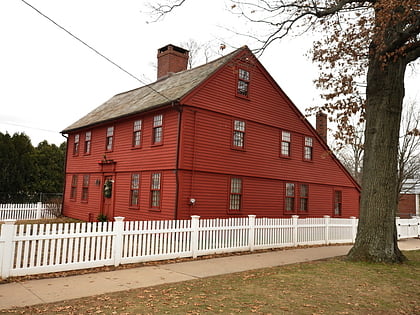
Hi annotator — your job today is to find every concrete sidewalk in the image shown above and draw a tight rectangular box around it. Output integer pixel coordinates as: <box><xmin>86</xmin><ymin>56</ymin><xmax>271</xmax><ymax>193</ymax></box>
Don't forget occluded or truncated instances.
<box><xmin>0</xmin><ymin>239</ymin><xmax>419</xmax><ymax>310</ymax></box>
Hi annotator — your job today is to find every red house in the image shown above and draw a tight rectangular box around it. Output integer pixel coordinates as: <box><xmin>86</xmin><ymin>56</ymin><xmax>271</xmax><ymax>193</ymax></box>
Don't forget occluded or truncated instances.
<box><xmin>61</xmin><ymin>44</ymin><xmax>360</xmax><ymax>221</ymax></box>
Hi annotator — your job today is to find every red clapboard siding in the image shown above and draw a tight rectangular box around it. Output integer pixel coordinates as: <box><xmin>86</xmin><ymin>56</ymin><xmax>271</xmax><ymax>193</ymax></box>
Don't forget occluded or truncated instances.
<box><xmin>63</xmin><ymin>46</ymin><xmax>360</xmax><ymax>222</ymax></box>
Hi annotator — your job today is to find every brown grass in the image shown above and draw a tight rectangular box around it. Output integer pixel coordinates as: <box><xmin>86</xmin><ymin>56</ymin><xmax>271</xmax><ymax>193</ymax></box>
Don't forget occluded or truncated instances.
<box><xmin>2</xmin><ymin>250</ymin><xmax>419</xmax><ymax>314</ymax></box>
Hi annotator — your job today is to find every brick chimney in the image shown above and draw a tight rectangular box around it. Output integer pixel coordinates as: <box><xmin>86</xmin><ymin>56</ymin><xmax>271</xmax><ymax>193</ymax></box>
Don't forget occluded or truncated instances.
<box><xmin>316</xmin><ymin>111</ymin><xmax>328</xmax><ymax>143</ymax></box>
<box><xmin>157</xmin><ymin>44</ymin><xmax>189</xmax><ymax>79</ymax></box>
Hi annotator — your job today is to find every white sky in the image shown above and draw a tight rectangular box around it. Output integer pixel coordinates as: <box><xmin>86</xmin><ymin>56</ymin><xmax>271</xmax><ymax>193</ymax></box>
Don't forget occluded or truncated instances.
<box><xmin>1</xmin><ymin>0</ymin><xmax>418</xmax><ymax>146</ymax></box>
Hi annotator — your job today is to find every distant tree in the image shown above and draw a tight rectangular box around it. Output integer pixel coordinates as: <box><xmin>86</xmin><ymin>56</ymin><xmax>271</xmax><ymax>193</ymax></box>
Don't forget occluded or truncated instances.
<box><xmin>30</xmin><ymin>141</ymin><xmax>66</xmax><ymax>199</ymax></box>
<box><xmin>0</xmin><ymin>132</ymin><xmax>34</xmax><ymax>202</ymax></box>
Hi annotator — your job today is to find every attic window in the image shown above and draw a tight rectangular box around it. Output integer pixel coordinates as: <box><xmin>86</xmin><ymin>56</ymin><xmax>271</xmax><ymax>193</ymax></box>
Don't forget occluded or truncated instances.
<box><xmin>237</xmin><ymin>69</ymin><xmax>250</xmax><ymax>97</ymax></box>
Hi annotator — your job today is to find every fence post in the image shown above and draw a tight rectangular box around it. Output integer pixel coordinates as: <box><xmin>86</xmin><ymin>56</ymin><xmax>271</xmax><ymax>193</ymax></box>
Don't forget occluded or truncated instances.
<box><xmin>350</xmin><ymin>216</ymin><xmax>357</xmax><ymax>243</ymax></box>
<box><xmin>324</xmin><ymin>216</ymin><xmax>330</xmax><ymax>245</ymax></box>
<box><xmin>36</xmin><ymin>202</ymin><xmax>42</xmax><ymax>220</ymax></box>
<box><xmin>191</xmin><ymin>215</ymin><xmax>200</xmax><ymax>258</ymax></box>
<box><xmin>113</xmin><ymin>217</ymin><xmax>125</xmax><ymax>267</ymax></box>
<box><xmin>416</xmin><ymin>216</ymin><xmax>420</xmax><ymax>238</ymax></box>
<box><xmin>292</xmin><ymin>215</ymin><xmax>299</xmax><ymax>246</ymax></box>
<box><xmin>395</xmin><ymin>217</ymin><xmax>401</xmax><ymax>240</ymax></box>
<box><xmin>1</xmin><ymin>220</ymin><xmax>16</xmax><ymax>279</ymax></box>
<box><xmin>248</xmin><ymin>215</ymin><xmax>256</xmax><ymax>252</ymax></box>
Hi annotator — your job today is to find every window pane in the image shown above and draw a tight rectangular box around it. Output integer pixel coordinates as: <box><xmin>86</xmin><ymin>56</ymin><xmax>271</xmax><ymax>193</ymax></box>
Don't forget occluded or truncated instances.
<box><xmin>239</xmin><ymin>69</ymin><xmax>250</xmax><ymax>81</ymax></box>
<box><xmin>233</xmin><ymin>131</ymin><xmax>244</xmax><ymax>147</ymax></box>
<box><xmin>153</xmin><ymin>115</ymin><xmax>163</xmax><ymax>127</ymax></box>
<box><xmin>300</xmin><ymin>198</ymin><xmax>308</xmax><ymax>211</ymax></box>
<box><xmin>83</xmin><ymin>175</ymin><xmax>89</xmax><ymax>187</ymax></box>
<box><xmin>151</xmin><ymin>173</ymin><xmax>161</xmax><ymax>189</ymax></box>
<box><xmin>305</xmin><ymin>137</ymin><xmax>313</xmax><ymax>147</ymax></box>
<box><xmin>231</xmin><ymin>178</ymin><xmax>242</xmax><ymax>193</ymax></box>
<box><xmin>300</xmin><ymin>184</ymin><xmax>308</xmax><ymax>197</ymax></box>
<box><xmin>133</xmin><ymin>120</ymin><xmax>142</xmax><ymax>131</ymax></box>
<box><xmin>282</xmin><ymin>131</ymin><xmax>290</xmax><ymax>142</ymax></box>
<box><xmin>85</xmin><ymin>131</ymin><xmax>91</xmax><ymax>141</ymax></box>
<box><xmin>281</xmin><ymin>142</ymin><xmax>290</xmax><ymax>156</ymax></box>
<box><xmin>151</xmin><ymin>191</ymin><xmax>160</xmax><ymax>207</ymax></box>
<box><xmin>153</xmin><ymin>126</ymin><xmax>162</xmax><ymax>143</ymax></box>
<box><xmin>131</xmin><ymin>190</ymin><xmax>139</xmax><ymax>206</ymax></box>
<box><xmin>230</xmin><ymin>195</ymin><xmax>241</xmax><ymax>210</ymax></box>
<box><xmin>304</xmin><ymin>146</ymin><xmax>312</xmax><ymax>160</ymax></box>
<box><xmin>286</xmin><ymin>183</ymin><xmax>295</xmax><ymax>196</ymax></box>
<box><xmin>107</xmin><ymin>127</ymin><xmax>114</xmax><ymax>137</ymax></box>
<box><xmin>234</xmin><ymin>120</ymin><xmax>245</xmax><ymax>132</ymax></box>
<box><xmin>237</xmin><ymin>80</ymin><xmax>249</xmax><ymax>96</ymax></box>
<box><xmin>131</xmin><ymin>174</ymin><xmax>140</xmax><ymax>189</ymax></box>
<box><xmin>285</xmin><ymin>197</ymin><xmax>295</xmax><ymax>211</ymax></box>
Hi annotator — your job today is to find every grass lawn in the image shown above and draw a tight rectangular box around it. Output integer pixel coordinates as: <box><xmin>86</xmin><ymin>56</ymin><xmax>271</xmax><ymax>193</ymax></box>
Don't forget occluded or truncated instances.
<box><xmin>2</xmin><ymin>250</ymin><xmax>419</xmax><ymax>314</ymax></box>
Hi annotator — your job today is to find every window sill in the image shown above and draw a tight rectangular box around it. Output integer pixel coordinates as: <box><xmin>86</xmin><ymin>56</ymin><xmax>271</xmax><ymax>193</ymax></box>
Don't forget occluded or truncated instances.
<box><xmin>235</xmin><ymin>93</ymin><xmax>250</xmax><ymax>100</ymax></box>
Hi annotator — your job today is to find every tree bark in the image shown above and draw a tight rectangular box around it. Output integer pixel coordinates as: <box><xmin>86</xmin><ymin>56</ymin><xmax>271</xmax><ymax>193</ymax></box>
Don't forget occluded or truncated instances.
<box><xmin>347</xmin><ymin>43</ymin><xmax>407</xmax><ymax>263</ymax></box>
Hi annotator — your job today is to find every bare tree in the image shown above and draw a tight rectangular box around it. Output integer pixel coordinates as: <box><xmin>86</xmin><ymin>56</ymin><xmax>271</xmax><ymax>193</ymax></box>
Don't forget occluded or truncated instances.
<box><xmin>149</xmin><ymin>0</ymin><xmax>420</xmax><ymax>263</ymax></box>
<box><xmin>397</xmin><ymin>100</ymin><xmax>420</xmax><ymax>196</ymax></box>
<box><xmin>179</xmin><ymin>39</ymin><xmax>217</xmax><ymax>69</ymax></box>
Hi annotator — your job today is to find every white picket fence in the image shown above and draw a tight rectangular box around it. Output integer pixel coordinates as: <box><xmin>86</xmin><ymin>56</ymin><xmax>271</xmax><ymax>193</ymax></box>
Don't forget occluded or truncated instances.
<box><xmin>0</xmin><ymin>202</ymin><xmax>60</xmax><ymax>220</ymax></box>
<box><xmin>0</xmin><ymin>215</ymin><xmax>418</xmax><ymax>279</ymax></box>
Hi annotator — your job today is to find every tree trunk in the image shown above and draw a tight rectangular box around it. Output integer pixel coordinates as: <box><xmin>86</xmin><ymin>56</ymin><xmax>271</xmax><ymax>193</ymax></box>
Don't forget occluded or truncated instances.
<box><xmin>347</xmin><ymin>45</ymin><xmax>407</xmax><ymax>263</ymax></box>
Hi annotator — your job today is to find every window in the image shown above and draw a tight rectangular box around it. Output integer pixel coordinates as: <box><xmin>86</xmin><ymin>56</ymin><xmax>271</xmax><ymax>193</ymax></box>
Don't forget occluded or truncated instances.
<box><xmin>70</xmin><ymin>175</ymin><xmax>78</xmax><ymax>200</ymax></box>
<box><xmin>304</xmin><ymin>136</ymin><xmax>313</xmax><ymax>160</ymax></box>
<box><xmin>233</xmin><ymin>120</ymin><xmax>245</xmax><ymax>149</ymax></box>
<box><xmin>132</xmin><ymin>120</ymin><xmax>142</xmax><ymax>147</ymax></box>
<box><xmin>73</xmin><ymin>134</ymin><xmax>79</xmax><ymax>155</ymax></box>
<box><xmin>237</xmin><ymin>68</ymin><xmax>250</xmax><ymax>97</ymax></box>
<box><xmin>334</xmin><ymin>190</ymin><xmax>342</xmax><ymax>216</ymax></box>
<box><xmin>106</xmin><ymin>127</ymin><xmax>114</xmax><ymax>151</ymax></box>
<box><xmin>299</xmin><ymin>184</ymin><xmax>309</xmax><ymax>212</ymax></box>
<box><xmin>153</xmin><ymin>114</ymin><xmax>163</xmax><ymax>145</ymax></box>
<box><xmin>150</xmin><ymin>173</ymin><xmax>161</xmax><ymax>208</ymax></box>
<box><xmin>281</xmin><ymin>131</ymin><xmax>291</xmax><ymax>157</ymax></box>
<box><xmin>285</xmin><ymin>183</ymin><xmax>295</xmax><ymax>211</ymax></box>
<box><xmin>81</xmin><ymin>175</ymin><xmax>89</xmax><ymax>201</ymax></box>
<box><xmin>84</xmin><ymin>131</ymin><xmax>91</xmax><ymax>154</ymax></box>
<box><xmin>229</xmin><ymin>178</ymin><xmax>242</xmax><ymax>211</ymax></box>
<box><xmin>130</xmin><ymin>173</ymin><xmax>140</xmax><ymax>207</ymax></box>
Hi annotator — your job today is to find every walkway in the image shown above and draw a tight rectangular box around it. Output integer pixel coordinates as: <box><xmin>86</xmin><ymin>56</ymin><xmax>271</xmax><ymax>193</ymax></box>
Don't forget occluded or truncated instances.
<box><xmin>0</xmin><ymin>239</ymin><xmax>419</xmax><ymax>310</ymax></box>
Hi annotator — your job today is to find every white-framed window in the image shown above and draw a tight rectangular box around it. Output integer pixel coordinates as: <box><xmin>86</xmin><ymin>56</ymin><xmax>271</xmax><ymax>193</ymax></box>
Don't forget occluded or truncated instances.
<box><xmin>304</xmin><ymin>136</ymin><xmax>313</xmax><ymax>160</ymax></box>
<box><xmin>84</xmin><ymin>131</ymin><xmax>91</xmax><ymax>154</ymax></box>
<box><xmin>299</xmin><ymin>184</ymin><xmax>309</xmax><ymax>212</ymax></box>
<box><xmin>237</xmin><ymin>68</ymin><xmax>250</xmax><ymax>97</ymax></box>
<box><xmin>233</xmin><ymin>120</ymin><xmax>245</xmax><ymax>149</ymax></box>
<box><xmin>229</xmin><ymin>177</ymin><xmax>242</xmax><ymax>211</ymax></box>
<box><xmin>150</xmin><ymin>173</ymin><xmax>162</xmax><ymax>208</ymax></box>
<box><xmin>133</xmin><ymin>120</ymin><xmax>142</xmax><ymax>147</ymax></box>
<box><xmin>73</xmin><ymin>134</ymin><xmax>79</xmax><ymax>155</ymax></box>
<box><xmin>281</xmin><ymin>131</ymin><xmax>291</xmax><ymax>157</ymax></box>
<box><xmin>130</xmin><ymin>173</ymin><xmax>140</xmax><ymax>207</ymax></box>
<box><xmin>106</xmin><ymin>126</ymin><xmax>114</xmax><ymax>151</ymax></box>
<box><xmin>334</xmin><ymin>190</ymin><xmax>342</xmax><ymax>216</ymax></box>
<box><xmin>153</xmin><ymin>115</ymin><xmax>163</xmax><ymax>144</ymax></box>
<box><xmin>285</xmin><ymin>183</ymin><xmax>295</xmax><ymax>212</ymax></box>
<box><xmin>81</xmin><ymin>175</ymin><xmax>89</xmax><ymax>201</ymax></box>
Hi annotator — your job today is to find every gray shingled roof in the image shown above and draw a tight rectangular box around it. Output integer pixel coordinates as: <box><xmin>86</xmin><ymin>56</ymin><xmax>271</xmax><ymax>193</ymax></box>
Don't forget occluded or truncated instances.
<box><xmin>62</xmin><ymin>48</ymin><xmax>244</xmax><ymax>133</ymax></box>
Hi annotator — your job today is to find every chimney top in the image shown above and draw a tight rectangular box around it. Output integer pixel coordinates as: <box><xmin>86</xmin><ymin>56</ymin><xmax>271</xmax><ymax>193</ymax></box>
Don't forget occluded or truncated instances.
<box><xmin>157</xmin><ymin>44</ymin><xmax>189</xmax><ymax>79</ymax></box>
<box><xmin>316</xmin><ymin>111</ymin><xmax>328</xmax><ymax>143</ymax></box>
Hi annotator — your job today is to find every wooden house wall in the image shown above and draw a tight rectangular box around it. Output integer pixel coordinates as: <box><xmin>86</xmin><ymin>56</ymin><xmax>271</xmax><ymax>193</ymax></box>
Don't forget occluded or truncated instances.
<box><xmin>175</xmin><ymin>170</ymin><xmax>359</xmax><ymax>219</ymax></box>
<box><xmin>63</xmin><ymin>107</ymin><xmax>180</xmax><ymax>221</ymax></box>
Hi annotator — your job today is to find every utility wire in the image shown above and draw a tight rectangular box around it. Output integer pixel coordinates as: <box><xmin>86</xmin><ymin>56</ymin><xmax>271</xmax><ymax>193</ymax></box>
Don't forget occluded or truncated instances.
<box><xmin>20</xmin><ymin>0</ymin><xmax>171</xmax><ymax>101</ymax></box>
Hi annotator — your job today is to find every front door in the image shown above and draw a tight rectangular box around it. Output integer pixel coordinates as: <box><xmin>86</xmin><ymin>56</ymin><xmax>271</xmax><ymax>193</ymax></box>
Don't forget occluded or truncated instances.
<box><xmin>101</xmin><ymin>175</ymin><xmax>115</xmax><ymax>220</ymax></box>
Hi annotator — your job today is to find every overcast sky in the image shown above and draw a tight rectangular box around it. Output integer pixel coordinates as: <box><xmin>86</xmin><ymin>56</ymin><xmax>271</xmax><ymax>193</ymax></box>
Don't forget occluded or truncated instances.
<box><xmin>1</xmin><ymin>0</ymin><xmax>418</xmax><ymax>146</ymax></box>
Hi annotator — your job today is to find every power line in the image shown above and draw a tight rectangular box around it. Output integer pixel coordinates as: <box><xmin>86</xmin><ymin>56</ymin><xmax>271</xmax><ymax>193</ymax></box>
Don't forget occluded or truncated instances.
<box><xmin>20</xmin><ymin>0</ymin><xmax>171</xmax><ymax>102</ymax></box>
<box><xmin>0</xmin><ymin>121</ymin><xmax>58</xmax><ymax>134</ymax></box>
